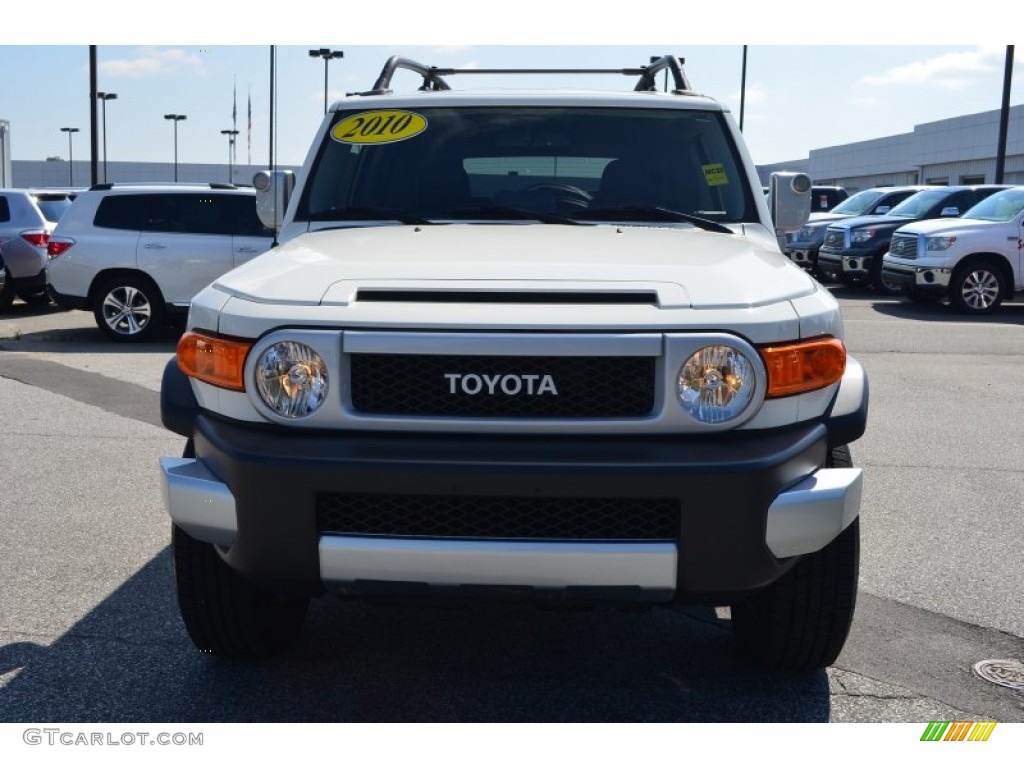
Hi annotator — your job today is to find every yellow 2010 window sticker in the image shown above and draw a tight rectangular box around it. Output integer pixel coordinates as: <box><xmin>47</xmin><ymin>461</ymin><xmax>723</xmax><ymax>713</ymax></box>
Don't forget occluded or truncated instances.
<box><xmin>702</xmin><ymin>163</ymin><xmax>729</xmax><ymax>187</ymax></box>
<box><xmin>331</xmin><ymin>110</ymin><xmax>428</xmax><ymax>145</ymax></box>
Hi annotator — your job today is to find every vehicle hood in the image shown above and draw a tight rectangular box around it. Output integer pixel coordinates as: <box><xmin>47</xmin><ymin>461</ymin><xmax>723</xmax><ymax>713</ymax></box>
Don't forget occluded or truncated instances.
<box><xmin>894</xmin><ymin>217</ymin><xmax>1009</xmax><ymax>237</ymax></box>
<box><xmin>828</xmin><ymin>213</ymin><xmax>918</xmax><ymax>231</ymax></box>
<box><xmin>214</xmin><ymin>223</ymin><xmax>817</xmax><ymax>309</ymax></box>
<box><xmin>807</xmin><ymin>211</ymin><xmax>851</xmax><ymax>225</ymax></box>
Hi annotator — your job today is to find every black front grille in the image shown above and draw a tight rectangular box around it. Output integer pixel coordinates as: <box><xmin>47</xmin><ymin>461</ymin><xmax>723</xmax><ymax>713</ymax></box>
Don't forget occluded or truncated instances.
<box><xmin>349</xmin><ymin>354</ymin><xmax>655</xmax><ymax>418</ymax></box>
<box><xmin>316</xmin><ymin>493</ymin><xmax>681</xmax><ymax>541</ymax></box>
<box><xmin>889</xmin><ymin>233</ymin><xmax>918</xmax><ymax>259</ymax></box>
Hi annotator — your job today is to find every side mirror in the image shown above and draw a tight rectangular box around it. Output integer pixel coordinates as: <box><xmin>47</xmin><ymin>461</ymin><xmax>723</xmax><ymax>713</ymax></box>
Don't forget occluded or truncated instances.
<box><xmin>254</xmin><ymin>170</ymin><xmax>296</xmax><ymax>232</ymax></box>
<box><xmin>940</xmin><ymin>206</ymin><xmax>960</xmax><ymax>217</ymax></box>
<box><xmin>874</xmin><ymin>205</ymin><xmax>891</xmax><ymax>214</ymax></box>
<box><xmin>769</xmin><ymin>172</ymin><xmax>812</xmax><ymax>234</ymax></box>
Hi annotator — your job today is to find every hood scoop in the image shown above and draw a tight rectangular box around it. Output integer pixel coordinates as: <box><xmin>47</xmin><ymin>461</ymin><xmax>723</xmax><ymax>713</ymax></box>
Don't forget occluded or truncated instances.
<box><xmin>354</xmin><ymin>289</ymin><xmax>660</xmax><ymax>305</ymax></box>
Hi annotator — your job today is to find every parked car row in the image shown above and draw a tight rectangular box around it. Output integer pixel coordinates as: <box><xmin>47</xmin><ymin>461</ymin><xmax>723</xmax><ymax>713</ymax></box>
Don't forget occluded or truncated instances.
<box><xmin>4</xmin><ymin>179</ymin><xmax>1022</xmax><ymax>343</ymax></box>
<box><xmin>784</xmin><ymin>185</ymin><xmax>927</xmax><ymax>274</ymax></box>
<box><xmin>786</xmin><ymin>183</ymin><xmax>1024</xmax><ymax>314</ymax></box>
<box><xmin>816</xmin><ymin>185</ymin><xmax>1009</xmax><ymax>294</ymax></box>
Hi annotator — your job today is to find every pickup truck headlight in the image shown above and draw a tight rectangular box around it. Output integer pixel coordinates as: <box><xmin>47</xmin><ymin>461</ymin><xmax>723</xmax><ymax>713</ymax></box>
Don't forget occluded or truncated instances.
<box><xmin>255</xmin><ymin>341</ymin><xmax>329</xmax><ymax>418</ymax></box>
<box><xmin>926</xmin><ymin>235</ymin><xmax>957</xmax><ymax>251</ymax></box>
<box><xmin>677</xmin><ymin>345</ymin><xmax>756</xmax><ymax>423</ymax></box>
<box><xmin>850</xmin><ymin>228</ymin><xmax>879</xmax><ymax>243</ymax></box>
<box><xmin>798</xmin><ymin>223</ymin><xmax>826</xmax><ymax>240</ymax></box>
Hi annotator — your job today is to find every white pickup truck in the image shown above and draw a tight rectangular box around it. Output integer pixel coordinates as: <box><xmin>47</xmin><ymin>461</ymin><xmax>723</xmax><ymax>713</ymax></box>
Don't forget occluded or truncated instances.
<box><xmin>159</xmin><ymin>55</ymin><xmax>868</xmax><ymax>672</ymax></box>
<box><xmin>882</xmin><ymin>186</ymin><xmax>1024</xmax><ymax>313</ymax></box>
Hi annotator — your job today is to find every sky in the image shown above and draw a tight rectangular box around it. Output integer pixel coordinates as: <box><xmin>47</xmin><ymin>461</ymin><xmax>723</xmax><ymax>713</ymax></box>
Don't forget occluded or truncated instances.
<box><xmin>2</xmin><ymin>3</ymin><xmax>1021</xmax><ymax>172</ymax></box>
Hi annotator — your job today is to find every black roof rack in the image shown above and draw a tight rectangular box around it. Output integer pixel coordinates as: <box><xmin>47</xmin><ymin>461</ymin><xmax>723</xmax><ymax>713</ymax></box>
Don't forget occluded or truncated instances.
<box><xmin>360</xmin><ymin>54</ymin><xmax>694</xmax><ymax>96</ymax></box>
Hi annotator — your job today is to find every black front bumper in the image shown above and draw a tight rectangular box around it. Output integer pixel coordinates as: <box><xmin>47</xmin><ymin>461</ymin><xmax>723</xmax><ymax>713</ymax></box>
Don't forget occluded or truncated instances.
<box><xmin>162</xmin><ymin>359</ymin><xmax>868</xmax><ymax>603</ymax></box>
<box><xmin>819</xmin><ymin>243</ymin><xmax>894</xmax><ymax>282</ymax></box>
<box><xmin>191</xmin><ymin>411</ymin><xmax>830</xmax><ymax>602</ymax></box>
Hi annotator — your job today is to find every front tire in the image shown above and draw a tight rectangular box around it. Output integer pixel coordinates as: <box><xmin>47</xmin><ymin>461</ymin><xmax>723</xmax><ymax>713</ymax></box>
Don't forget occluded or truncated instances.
<box><xmin>949</xmin><ymin>259</ymin><xmax>1006</xmax><ymax>314</ymax></box>
<box><xmin>92</xmin><ymin>274</ymin><xmax>166</xmax><ymax>342</ymax></box>
<box><xmin>172</xmin><ymin>523</ymin><xmax>309</xmax><ymax>659</ymax></box>
<box><xmin>731</xmin><ymin>445</ymin><xmax>859</xmax><ymax>673</ymax></box>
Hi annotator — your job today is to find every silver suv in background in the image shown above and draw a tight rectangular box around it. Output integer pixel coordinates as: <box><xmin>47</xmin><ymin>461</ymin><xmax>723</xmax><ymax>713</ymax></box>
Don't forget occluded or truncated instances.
<box><xmin>0</xmin><ymin>188</ymin><xmax>78</xmax><ymax>309</ymax></box>
<box><xmin>46</xmin><ymin>183</ymin><xmax>272</xmax><ymax>341</ymax></box>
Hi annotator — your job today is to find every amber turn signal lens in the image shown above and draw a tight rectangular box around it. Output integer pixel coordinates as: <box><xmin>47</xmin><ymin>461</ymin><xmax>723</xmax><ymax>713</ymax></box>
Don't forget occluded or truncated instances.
<box><xmin>177</xmin><ymin>331</ymin><xmax>253</xmax><ymax>392</ymax></box>
<box><xmin>760</xmin><ymin>337</ymin><xmax>846</xmax><ymax>398</ymax></box>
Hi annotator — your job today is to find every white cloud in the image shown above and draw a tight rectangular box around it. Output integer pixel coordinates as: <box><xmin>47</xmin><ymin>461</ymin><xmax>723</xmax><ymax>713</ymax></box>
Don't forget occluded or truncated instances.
<box><xmin>730</xmin><ymin>83</ymin><xmax>766</xmax><ymax>106</ymax></box>
<box><xmin>99</xmin><ymin>47</ymin><xmax>206</xmax><ymax>79</ymax></box>
<box><xmin>860</xmin><ymin>46</ymin><xmax>1004</xmax><ymax>90</ymax></box>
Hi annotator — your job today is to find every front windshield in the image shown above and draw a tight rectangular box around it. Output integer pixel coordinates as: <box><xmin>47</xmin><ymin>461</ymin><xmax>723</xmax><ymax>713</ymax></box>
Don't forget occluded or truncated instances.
<box><xmin>830</xmin><ymin>189</ymin><xmax>885</xmax><ymax>216</ymax></box>
<box><xmin>887</xmin><ymin>188</ymin><xmax>949</xmax><ymax>218</ymax></box>
<box><xmin>298</xmin><ymin>106</ymin><xmax>757</xmax><ymax>225</ymax></box>
<box><xmin>962</xmin><ymin>188</ymin><xmax>1024</xmax><ymax>222</ymax></box>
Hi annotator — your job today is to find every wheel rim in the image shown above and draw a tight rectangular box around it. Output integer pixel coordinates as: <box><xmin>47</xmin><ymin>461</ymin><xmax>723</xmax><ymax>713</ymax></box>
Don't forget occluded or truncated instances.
<box><xmin>960</xmin><ymin>269</ymin><xmax>1000</xmax><ymax>310</ymax></box>
<box><xmin>102</xmin><ymin>285</ymin><xmax>152</xmax><ymax>335</ymax></box>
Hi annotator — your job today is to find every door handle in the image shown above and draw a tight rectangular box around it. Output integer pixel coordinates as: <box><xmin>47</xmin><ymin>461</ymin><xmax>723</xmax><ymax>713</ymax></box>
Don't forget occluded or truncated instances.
<box><xmin>142</xmin><ymin>243</ymin><xmax>166</xmax><ymax>250</ymax></box>
<box><xmin>236</xmin><ymin>246</ymin><xmax>261</xmax><ymax>253</ymax></box>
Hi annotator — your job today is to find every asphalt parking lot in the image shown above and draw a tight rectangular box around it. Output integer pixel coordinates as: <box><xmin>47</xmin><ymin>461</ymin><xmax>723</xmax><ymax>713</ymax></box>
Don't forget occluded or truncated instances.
<box><xmin>0</xmin><ymin>288</ymin><xmax>1022</xmax><ymax>723</ymax></box>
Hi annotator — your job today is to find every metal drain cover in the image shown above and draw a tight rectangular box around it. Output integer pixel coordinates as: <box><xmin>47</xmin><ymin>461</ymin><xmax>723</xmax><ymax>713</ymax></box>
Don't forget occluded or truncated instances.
<box><xmin>973</xmin><ymin>659</ymin><xmax>1024</xmax><ymax>691</ymax></box>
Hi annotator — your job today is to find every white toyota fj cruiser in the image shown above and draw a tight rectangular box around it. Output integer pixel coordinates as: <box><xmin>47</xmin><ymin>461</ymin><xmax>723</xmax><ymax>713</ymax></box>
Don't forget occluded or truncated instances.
<box><xmin>160</xmin><ymin>56</ymin><xmax>868</xmax><ymax>671</ymax></box>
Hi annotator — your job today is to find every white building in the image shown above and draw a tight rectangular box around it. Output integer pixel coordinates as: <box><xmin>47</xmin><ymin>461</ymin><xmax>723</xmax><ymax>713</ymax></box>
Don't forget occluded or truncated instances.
<box><xmin>10</xmin><ymin>160</ymin><xmax>299</xmax><ymax>189</ymax></box>
<box><xmin>761</xmin><ymin>104</ymin><xmax>1024</xmax><ymax>191</ymax></box>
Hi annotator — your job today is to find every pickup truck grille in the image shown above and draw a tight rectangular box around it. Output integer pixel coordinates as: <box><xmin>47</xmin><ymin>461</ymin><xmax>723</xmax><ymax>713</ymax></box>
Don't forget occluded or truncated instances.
<box><xmin>823</xmin><ymin>228</ymin><xmax>846</xmax><ymax>249</ymax></box>
<box><xmin>349</xmin><ymin>354</ymin><xmax>655</xmax><ymax>418</ymax></box>
<box><xmin>316</xmin><ymin>493</ymin><xmax>681</xmax><ymax>541</ymax></box>
<box><xmin>889</xmin><ymin>233</ymin><xmax>918</xmax><ymax>259</ymax></box>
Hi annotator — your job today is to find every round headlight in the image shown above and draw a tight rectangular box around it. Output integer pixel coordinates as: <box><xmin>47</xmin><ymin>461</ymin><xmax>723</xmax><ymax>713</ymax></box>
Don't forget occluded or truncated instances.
<box><xmin>677</xmin><ymin>345</ymin><xmax>756</xmax><ymax>423</ymax></box>
<box><xmin>255</xmin><ymin>341</ymin><xmax>328</xmax><ymax>418</ymax></box>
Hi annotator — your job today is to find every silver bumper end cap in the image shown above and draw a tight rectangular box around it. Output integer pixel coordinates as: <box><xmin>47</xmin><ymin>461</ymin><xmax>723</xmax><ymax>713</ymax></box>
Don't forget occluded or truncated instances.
<box><xmin>765</xmin><ymin>467</ymin><xmax>862</xmax><ymax>558</ymax></box>
<box><xmin>159</xmin><ymin>457</ymin><xmax>238</xmax><ymax>547</ymax></box>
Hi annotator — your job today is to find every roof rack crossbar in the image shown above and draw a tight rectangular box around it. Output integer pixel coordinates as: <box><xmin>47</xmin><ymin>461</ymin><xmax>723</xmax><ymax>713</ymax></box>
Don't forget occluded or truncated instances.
<box><xmin>369</xmin><ymin>56</ymin><xmax>453</xmax><ymax>95</ymax></box>
<box><xmin>361</xmin><ymin>55</ymin><xmax>693</xmax><ymax>97</ymax></box>
<box><xmin>636</xmin><ymin>56</ymin><xmax>691</xmax><ymax>93</ymax></box>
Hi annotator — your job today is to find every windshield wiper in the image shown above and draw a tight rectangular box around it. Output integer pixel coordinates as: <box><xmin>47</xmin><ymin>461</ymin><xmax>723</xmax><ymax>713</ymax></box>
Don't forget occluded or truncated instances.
<box><xmin>572</xmin><ymin>206</ymin><xmax>734</xmax><ymax>234</ymax></box>
<box><xmin>447</xmin><ymin>206</ymin><xmax>592</xmax><ymax>226</ymax></box>
<box><xmin>308</xmin><ymin>207</ymin><xmax>436</xmax><ymax>225</ymax></box>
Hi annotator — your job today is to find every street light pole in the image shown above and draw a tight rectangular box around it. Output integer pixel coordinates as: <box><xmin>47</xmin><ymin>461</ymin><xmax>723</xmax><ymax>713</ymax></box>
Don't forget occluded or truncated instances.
<box><xmin>995</xmin><ymin>46</ymin><xmax>1015</xmax><ymax>184</ymax></box>
<box><xmin>221</xmin><ymin>129</ymin><xmax>240</xmax><ymax>183</ymax></box>
<box><xmin>739</xmin><ymin>45</ymin><xmax>748</xmax><ymax>132</ymax></box>
<box><xmin>309</xmin><ymin>48</ymin><xmax>344</xmax><ymax>114</ymax></box>
<box><xmin>60</xmin><ymin>127</ymin><xmax>79</xmax><ymax>186</ymax></box>
<box><xmin>163</xmin><ymin>114</ymin><xmax>187</xmax><ymax>182</ymax></box>
<box><xmin>97</xmin><ymin>92</ymin><xmax>118</xmax><ymax>183</ymax></box>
